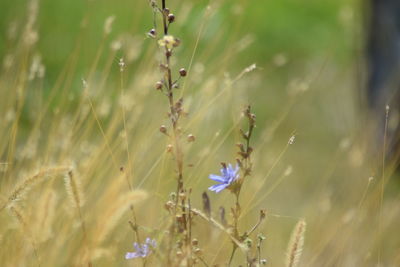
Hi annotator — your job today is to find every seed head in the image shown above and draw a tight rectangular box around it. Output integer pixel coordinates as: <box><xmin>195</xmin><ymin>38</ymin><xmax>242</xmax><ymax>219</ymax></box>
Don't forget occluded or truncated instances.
<box><xmin>288</xmin><ymin>135</ymin><xmax>296</xmax><ymax>145</ymax></box>
<box><xmin>119</xmin><ymin>58</ymin><xmax>125</xmax><ymax>72</ymax></box>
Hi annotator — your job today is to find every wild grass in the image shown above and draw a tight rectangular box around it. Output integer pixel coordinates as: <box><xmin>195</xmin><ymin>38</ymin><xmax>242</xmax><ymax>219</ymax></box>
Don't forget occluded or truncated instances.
<box><xmin>0</xmin><ymin>0</ymin><xmax>399</xmax><ymax>266</ymax></box>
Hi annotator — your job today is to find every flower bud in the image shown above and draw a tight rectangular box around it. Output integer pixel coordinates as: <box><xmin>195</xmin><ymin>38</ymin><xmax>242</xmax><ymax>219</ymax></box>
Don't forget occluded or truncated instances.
<box><xmin>173</xmin><ymin>38</ymin><xmax>181</xmax><ymax>47</ymax></box>
<box><xmin>166</xmin><ymin>144</ymin><xmax>173</xmax><ymax>152</ymax></box>
<box><xmin>179</xmin><ymin>192</ymin><xmax>186</xmax><ymax>200</ymax></box>
<box><xmin>155</xmin><ymin>81</ymin><xmax>163</xmax><ymax>90</ymax></box>
<box><xmin>257</xmin><ymin>233</ymin><xmax>266</xmax><ymax>241</ymax></box>
<box><xmin>148</xmin><ymin>28</ymin><xmax>156</xmax><ymax>38</ymax></box>
<box><xmin>179</xmin><ymin>68</ymin><xmax>187</xmax><ymax>77</ymax></box>
<box><xmin>159</xmin><ymin>125</ymin><xmax>167</xmax><ymax>134</ymax></box>
<box><xmin>159</xmin><ymin>63</ymin><xmax>168</xmax><ymax>71</ymax></box>
<box><xmin>187</xmin><ymin>134</ymin><xmax>195</xmax><ymax>142</ymax></box>
<box><xmin>260</xmin><ymin>209</ymin><xmax>266</xmax><ymax>220</ymax></box>
<box><xmin>168</xmin><ymin>13</ymin><xmax>175</xmax><ymax>23</ymax></box>
<box><xmin>165</xmin><ymin>201</ymin><xmax>174</xmax><ymax>211</ymax></box>
<box><xmin>245</xmin><ymin>238</ymin><xmax>253</xmax><ymax>248</ymax></box>
<box><xmin>194</xmin><ymin>248</ymin><xmax>202</xmax><ymax>255</ymax></box>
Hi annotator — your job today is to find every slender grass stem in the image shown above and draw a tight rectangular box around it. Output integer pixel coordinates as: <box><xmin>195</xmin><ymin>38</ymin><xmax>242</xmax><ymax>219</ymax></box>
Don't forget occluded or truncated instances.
<box><xmin>378</xmin><ymin>105</ymin><xmax>389</xmax><ymax>264</ymax></box>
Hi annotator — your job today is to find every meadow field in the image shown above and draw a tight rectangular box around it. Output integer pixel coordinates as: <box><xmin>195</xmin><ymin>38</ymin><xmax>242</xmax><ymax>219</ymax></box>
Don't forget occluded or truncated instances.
<box><xmin>0</xmin><ymin>0</ymin><xmax>399</xmax><ymax>266</ymax></box>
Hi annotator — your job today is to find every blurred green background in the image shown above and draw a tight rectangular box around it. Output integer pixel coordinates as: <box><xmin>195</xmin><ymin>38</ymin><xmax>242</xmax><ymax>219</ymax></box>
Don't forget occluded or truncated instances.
<box><xmin>0</xmin><ymin>0</ymin><xmax>361</xmax><ymax>157</ymax></box>
<box><xmin>0</xmin><ymin>0</ymin><xmax>359</xmax><ymax>85</ymax></box>
<box><xmin>0</xmin><ymin>0</ymin><xmax>363</xmax><ymax>193</ymax></box>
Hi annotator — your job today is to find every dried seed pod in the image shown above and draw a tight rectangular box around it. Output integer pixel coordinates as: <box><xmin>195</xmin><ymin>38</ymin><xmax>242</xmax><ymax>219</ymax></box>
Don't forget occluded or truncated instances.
<box><xmin>187</xmin><ymin>134</ymin><xmax>195</xmax><ymax>142</ymax></box>
<box><xmin>202</xmin><ymin>192</ymin><xmax>211</xmax><ymax>217</ymax></box>
<box><xmin>260</xmin><ymin>209</ymin><xmax>267</xmax><ymax>219</ymax></box>
<box><xmin>148</xmin><ymin>28</ymin><xmax>156</xmax><ymax>38</ymax></box>
<box><xmin>166</xmin><ymin>144</ymin><xmax>173</xmax><ymax>152</ymax></box>
<box><xmin>173</xmin><ymin>38</ymin><xmax>181</xmax><ymax>47</ymax></box>
<box><xmin>159</xmin><ymin>125</ymin><xmax>167</xmax><ymax>134</ymax></box>
<box><xmin>165</xmin><ymin>201</ymin><xmax>174</xmax><ymax>211</ymax></box>
<box><xmin>168</xmin><ymin>13</ymin><xmax>175</xmax><ymax>23</ymax></box>
<box><xmin>219</xmin><ymin>206</ymin><xmax>227</xmax><ymax>226</ymax></box>
<box><xmin>155</xmin><ymin>81</ymin><xmax>163</xmax><ymax>90</ymax></box>
<box><xmin>194</xmin><ymin>247</ymin><xmax>202</xmax><ymax>255</ymax></box>
<box><xmin>179</xmin><ymin>192</ymin><xmax>186</xmax><ymax>201</ymax></box>
<box><xmin>179</xmin><ymin>68</ymin><xmax>187</xmax><ymax>77</ymax></box>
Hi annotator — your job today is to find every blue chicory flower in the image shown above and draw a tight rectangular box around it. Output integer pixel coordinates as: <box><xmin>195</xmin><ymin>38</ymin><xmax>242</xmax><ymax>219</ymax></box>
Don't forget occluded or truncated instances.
<box><xmin>125</xmin><ymin>238</ymin><xmax>157</xmax><ymax>259</ymax></box>
<box><xmin>208</xmin><ymin>163</ymin><xmax>240</xmax><ymax>193</ymax></box>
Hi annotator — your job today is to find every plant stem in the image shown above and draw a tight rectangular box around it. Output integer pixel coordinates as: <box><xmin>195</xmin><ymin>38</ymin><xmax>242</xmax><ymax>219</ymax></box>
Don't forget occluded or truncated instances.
<box><xmin>228</xmin><ymin>244</ymin><xmax>237</xmax><ymax>266</ymax></box>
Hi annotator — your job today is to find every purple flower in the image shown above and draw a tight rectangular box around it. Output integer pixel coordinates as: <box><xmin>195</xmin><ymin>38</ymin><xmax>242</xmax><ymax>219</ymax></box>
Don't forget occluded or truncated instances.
<box><xmin>125</xmin><ymin>238</ymin><xmax>156</xmax><ymax>259</ymax></box>
<box><xmin>208</xmin><ymin>164</ymin><xmax>240</xmax><ymax>193</ymax></box>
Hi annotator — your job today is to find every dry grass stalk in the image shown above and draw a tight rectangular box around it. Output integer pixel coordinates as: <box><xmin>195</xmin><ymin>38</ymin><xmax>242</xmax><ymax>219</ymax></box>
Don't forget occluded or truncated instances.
<box><xmin>64</xmin><ymin>170</ymin><xmax>84</xmax><ymax>209</ymax></box>
<box><xmin>35</xmin><ymin>189</ymin><xmax>58</xmax><ymax>243</ymax></box>
<box><xmin>0</xmin><ymin>166</ymin><xmax>70</xmax><ymax>212</ymax></box>
<box><xmin>286</xmin><ymin>219</ymin><xmax>306</xmax><ymax>267</ymax></box>
<box><xmin>8</xmin><ymin>204</ymin><xmax>41</xmax><ymax>266</ymax></box>
<box><xmin>95</xmin><ymin>190</ymin><xmax>147</xmax><ymax>244</ymax></box>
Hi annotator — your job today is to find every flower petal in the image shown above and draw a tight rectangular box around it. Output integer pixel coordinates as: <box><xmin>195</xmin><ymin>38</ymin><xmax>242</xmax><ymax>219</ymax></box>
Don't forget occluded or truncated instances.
<box><xmin>209</xmin><ymin>174</ymin><xmax>226</xmax><ymax>183</ymax></box>
<box><xmin>220</xmin><ymin>167</ymin><xmax>228</xmax><ymax>177</ymax></box>
<box><xmin>125</xmin><ymin>252</ymin><xmax>140</xmax><ymax>259</ymax></box>
<box><xmin>228</xmin><ymin>163</ymin><xmax>233</xmax><ymax>170</ymax></box>
<box><xmin>133</xmin><ymin>242</ymin><xmax>140</xmax><ymax>251</ymax></box>
<box><xmin>208</xmin><ymin>183</ymin><xmax>228</xmax><ymax>193</ymax></box>
<box><xmin>214</xmin><ymin>184</ymin><xmax>229</xmax><ymax>193</ymax></box>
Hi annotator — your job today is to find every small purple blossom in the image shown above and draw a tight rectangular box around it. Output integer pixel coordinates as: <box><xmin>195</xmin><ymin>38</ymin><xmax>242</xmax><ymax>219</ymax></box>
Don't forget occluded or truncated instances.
<box><xmin>125</xmin><ymin>238</ymin><xmax>156</xmax><ymax>259</ymax></box>
<box><xmin>208</xmin><ymin>163</ymin><xmax>240</xmax><ymax>193</ymax></box>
